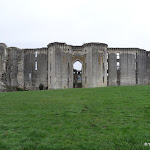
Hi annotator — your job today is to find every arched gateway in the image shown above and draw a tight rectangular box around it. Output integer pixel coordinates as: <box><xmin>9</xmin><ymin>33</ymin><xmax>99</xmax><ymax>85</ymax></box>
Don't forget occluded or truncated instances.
<box><xmin>47</xmin><ymin>42</ymin><xmax>108</xmax><ymax>89</ymax></box>
<box><xmin>73</xmin><ymin>61</ymin><xmax>82</xmax><ymax>88</ymax></box>
<box><xmin>0</xmin><ymin>42</ymin><xmax>149</xmax><ymax>91</ymax></box>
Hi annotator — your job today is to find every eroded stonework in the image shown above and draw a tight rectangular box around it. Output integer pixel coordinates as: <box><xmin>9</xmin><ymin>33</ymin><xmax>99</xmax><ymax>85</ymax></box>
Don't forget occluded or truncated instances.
<box><xmin>0</xmin><ymin>42</ymin><xmax>149</xmax><ymax>91</ymax></box>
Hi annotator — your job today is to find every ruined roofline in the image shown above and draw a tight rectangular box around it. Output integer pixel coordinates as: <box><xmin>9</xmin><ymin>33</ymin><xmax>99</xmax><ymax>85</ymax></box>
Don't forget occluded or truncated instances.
<box><xmin>47</xmin><ymin>42</ymin><xmax>67</xmax><ymax>47</ymax></box>
<box><xmin>70</xmin><ymin>42</ymin><xmax>108</xmax><ymax>47</ymax></box>
<box><xmin>9</xmin><ymin>47</ymin><xmax>20</xmax><ymax>49</ymax></box>
<box><xmin>71</xmin><ymin>46</ymin><xmax>82</xmax><ymax>49</ymax></box>
<box><xmin>22</xmin><ymin>47</ymin><xmax>48</xmax><ymax>51</ymax></box>
<box><xmin>1</xmin><ymin>42</ymin><xmax>148</xmax><ymax>52</ymax></box>
<box><xmin>47</xmin><ymin>42</ymin><xmax>108</xmax><ymax>48</ymax></box>
<box><xmin>108</xmin><ymin>47</ymin><xmax>146</xmax><ymax>51</ymax></box>
<box><xmin>82</xmin><ymin>42</ymin><xmax>108</xmax><ymax>47</ymax></box>
<box><xmin>0</xmin><ymin>43</ymin><xmax>7</xmax><ymax>48</ymax></box>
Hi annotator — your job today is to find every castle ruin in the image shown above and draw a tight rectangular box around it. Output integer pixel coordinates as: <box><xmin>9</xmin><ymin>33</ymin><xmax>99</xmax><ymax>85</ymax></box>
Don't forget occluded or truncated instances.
<box><xmin>0</xmin><ymin>42</ymin><xmax>149</xmax><ymax>91</ymax></box>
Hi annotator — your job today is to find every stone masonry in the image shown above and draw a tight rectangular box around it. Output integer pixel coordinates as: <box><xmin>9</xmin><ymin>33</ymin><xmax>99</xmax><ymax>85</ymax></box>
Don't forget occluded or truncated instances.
<box><xmin>0</xmin><ymin>42</ymin><xmax>149</xmax><ymax>91</ymax></box>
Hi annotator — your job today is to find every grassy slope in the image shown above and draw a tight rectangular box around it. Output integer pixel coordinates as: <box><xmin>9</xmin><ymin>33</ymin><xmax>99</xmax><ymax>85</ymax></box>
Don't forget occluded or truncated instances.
<box><xmin>0</xmin><ymin>85</ymin><xmax>150</xmax><ymax>150</ymax></box>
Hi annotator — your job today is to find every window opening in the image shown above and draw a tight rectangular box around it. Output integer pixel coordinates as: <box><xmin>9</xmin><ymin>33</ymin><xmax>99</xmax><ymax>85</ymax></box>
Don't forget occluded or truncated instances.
<box><xmin>68</xmin><ymin>63</ymin><xmax>69</xmax><ymax>69</ymax></box>
<box><xmin>107</xmin><ymin>53</ymin><xmax>109</xmax><ymax>60</ymax></box>
<box><xmin>103</xmin><ymin>63</ymin><xmax>105</xmax><ymax>71</ymax></box>
<box><xmin>29</xmin><ymin>73</ymin><xmax>31</xmax><ymax>80</ymax></box>
<box><xmin>135</xmin><ymin>62</ymin><xmax>137</xmax><ymax>70</ymax></box>
<box><xmin>136</xmin><ymin>73</ymin><xmax>138</xmax><ymax>84</ymax></box>
<box><xmin>117</xmin><ymin>62</ymin><xmax>120</xmax><ymax>70</ymax></box>
<box><xmin>107</xmin><ymin>62</ymin><xmax>108</xmax><ymax>70</ymax></box>
<box><xmin>135</xmin><ymin>62</ymin><xmax>138</xmax><ymax>84</ymax></box>
<box><xmin>117</xmin><ymin>53</ymin><xmax>120</xmax><ymax>59</ymax></box>
<box><xmin>35</xmin><ymin>51</ymin><xmax>37</xmax><ymax>57</ymax></box>
<box><xmin>35</xmin><ymin>62</ymin><xmax>37</xmax><ymax>70</ymax></box>
<box><xmin>117</xmin><ymin>61</ymin><xmax>120</xmax><ymax>86</ymax></box>
<box><xmin>135</xmin><ymin>53</ymin><xmax>137</xmax><ymax>59</ymax></box>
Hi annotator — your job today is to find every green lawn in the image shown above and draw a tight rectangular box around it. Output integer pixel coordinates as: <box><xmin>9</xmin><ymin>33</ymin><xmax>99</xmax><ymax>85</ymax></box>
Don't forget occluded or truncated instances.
<box><xmin>0</xmin><ymin>85</ymin><xmax>150</xmax><ymax>150</ymax></box>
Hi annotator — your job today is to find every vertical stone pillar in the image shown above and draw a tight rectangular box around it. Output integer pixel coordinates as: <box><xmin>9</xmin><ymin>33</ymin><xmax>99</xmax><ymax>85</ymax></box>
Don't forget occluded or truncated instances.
<box><xmin>48</xmin><ymin>43</ymin><xmax>55</xmax><ymax>89</ymax></box>
<box><xmin>0</xmin><ymin>43</ymin><xmax>7</xmax><ymax>90</ymax></box>
<box><xmin>107</xmin><ymin>49</ymin><xmax>117</xmax><ymax>86</ymax></box>
<box><xmin>137</xmin><ymin>49</ymin><xmax>147</xmax><ymax>85</ymax></box>
<box><xmin>120</xmin><ymin>49</ymin><xmax>136</xmax><ymax>86</ymax></box>
<box><xmin>17</xmin><ymin>50</ymin><xmax>24</xmax><ymax>88</ymax></box>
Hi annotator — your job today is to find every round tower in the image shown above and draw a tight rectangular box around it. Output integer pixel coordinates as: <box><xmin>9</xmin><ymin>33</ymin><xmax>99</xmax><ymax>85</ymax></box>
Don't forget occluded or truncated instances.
<box><xmin>82</xmin><ymin>42</ymin><xmax>108</xmax><ymax>87</ymax></box>
<box><xmin>47</xmin><ymin>42</ymin><xmax>72</xmax><ymax>89</ymax></box>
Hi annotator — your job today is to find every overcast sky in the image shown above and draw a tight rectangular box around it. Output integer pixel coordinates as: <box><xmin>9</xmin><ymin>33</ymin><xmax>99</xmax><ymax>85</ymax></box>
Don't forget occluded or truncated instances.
<box><xmin>0</xmin><ymin>0</ymin><xmax>150</xmax><ymax>50</ymax></box>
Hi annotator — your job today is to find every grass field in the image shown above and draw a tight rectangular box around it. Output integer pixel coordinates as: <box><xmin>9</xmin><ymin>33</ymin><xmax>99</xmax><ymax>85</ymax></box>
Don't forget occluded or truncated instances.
<box><xmin>0</xmin><ymin>85</ymin><xmax>150</xmax><ymax>150</ymax></box>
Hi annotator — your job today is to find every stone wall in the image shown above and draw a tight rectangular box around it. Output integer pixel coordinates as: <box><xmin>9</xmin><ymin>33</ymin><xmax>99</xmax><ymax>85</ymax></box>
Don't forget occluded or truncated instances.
<box><xmin>17</xmin><ymin>49</ymin><xmax>24</xmax><ymax>88</ymax></box>
<box><xmin>24</xmin><ymin>48</ymin><xmax>48</xmax><ymax>90</ymax></box>
<box><xmin>107</xmin><ymin>48</ymin><xmax>149</xmax><ymax>86</ymax></box>
<box><xmin>0</xmin><ymin>42</ymin><xmax>150</xmax><ymax>91</ymax></box>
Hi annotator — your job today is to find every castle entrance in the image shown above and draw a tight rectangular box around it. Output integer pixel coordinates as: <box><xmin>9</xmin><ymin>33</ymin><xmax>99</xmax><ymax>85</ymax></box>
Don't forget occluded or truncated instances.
<box><xmin>73</xmin><ymin>61</ymin><xmax>82</xmax><ymax>88</ymax></box>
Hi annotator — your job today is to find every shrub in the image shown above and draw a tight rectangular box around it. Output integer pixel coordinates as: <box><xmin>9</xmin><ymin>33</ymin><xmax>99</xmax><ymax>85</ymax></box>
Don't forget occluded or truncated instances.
<box><xmin>4</xmin><ymin>85</ymin><xmax>26</xmax><ymax>92</ymax></box>
<box><xmin>39</xmin><ymin>83</ymin><xmax>44</xmax><ymax>90</ymax></box>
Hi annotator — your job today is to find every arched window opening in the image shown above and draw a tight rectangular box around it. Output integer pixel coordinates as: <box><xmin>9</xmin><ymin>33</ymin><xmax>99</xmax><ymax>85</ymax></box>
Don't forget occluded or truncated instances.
<box><xmin>73</xmin><ymin>61</ymin><xmax>82</xmax><ymax>70</ymax></box>
<box><xmin>73</xmin><ymin>61</ymin><xmax>82</xmax><ymax>88</ymax></box>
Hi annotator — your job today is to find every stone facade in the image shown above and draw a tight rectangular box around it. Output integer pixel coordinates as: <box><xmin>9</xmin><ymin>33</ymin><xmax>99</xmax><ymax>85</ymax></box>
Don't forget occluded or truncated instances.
<box><xmin>0</xmin><ymin>42</ymin><xmax>149</xmax><ymax>91</ymax></box>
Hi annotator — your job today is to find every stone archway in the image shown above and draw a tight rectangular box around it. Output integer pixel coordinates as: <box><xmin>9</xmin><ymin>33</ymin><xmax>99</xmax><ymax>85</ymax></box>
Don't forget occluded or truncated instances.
<box><xmin>72</xmin><ymin>55</ymin><xmax>85</xmax><ymax>88</ymax></box>
<box><xmin>73</xmin><ymin>61</ymin><xmax>82</xmax><ymax>88</ymax></box>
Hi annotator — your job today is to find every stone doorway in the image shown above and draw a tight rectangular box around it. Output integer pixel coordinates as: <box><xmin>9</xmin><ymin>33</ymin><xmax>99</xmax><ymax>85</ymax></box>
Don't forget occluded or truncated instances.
<box><xmin>73</xmin><ymin>61</ymin><xmax>82</xmax><ymax>88</ymax></box>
